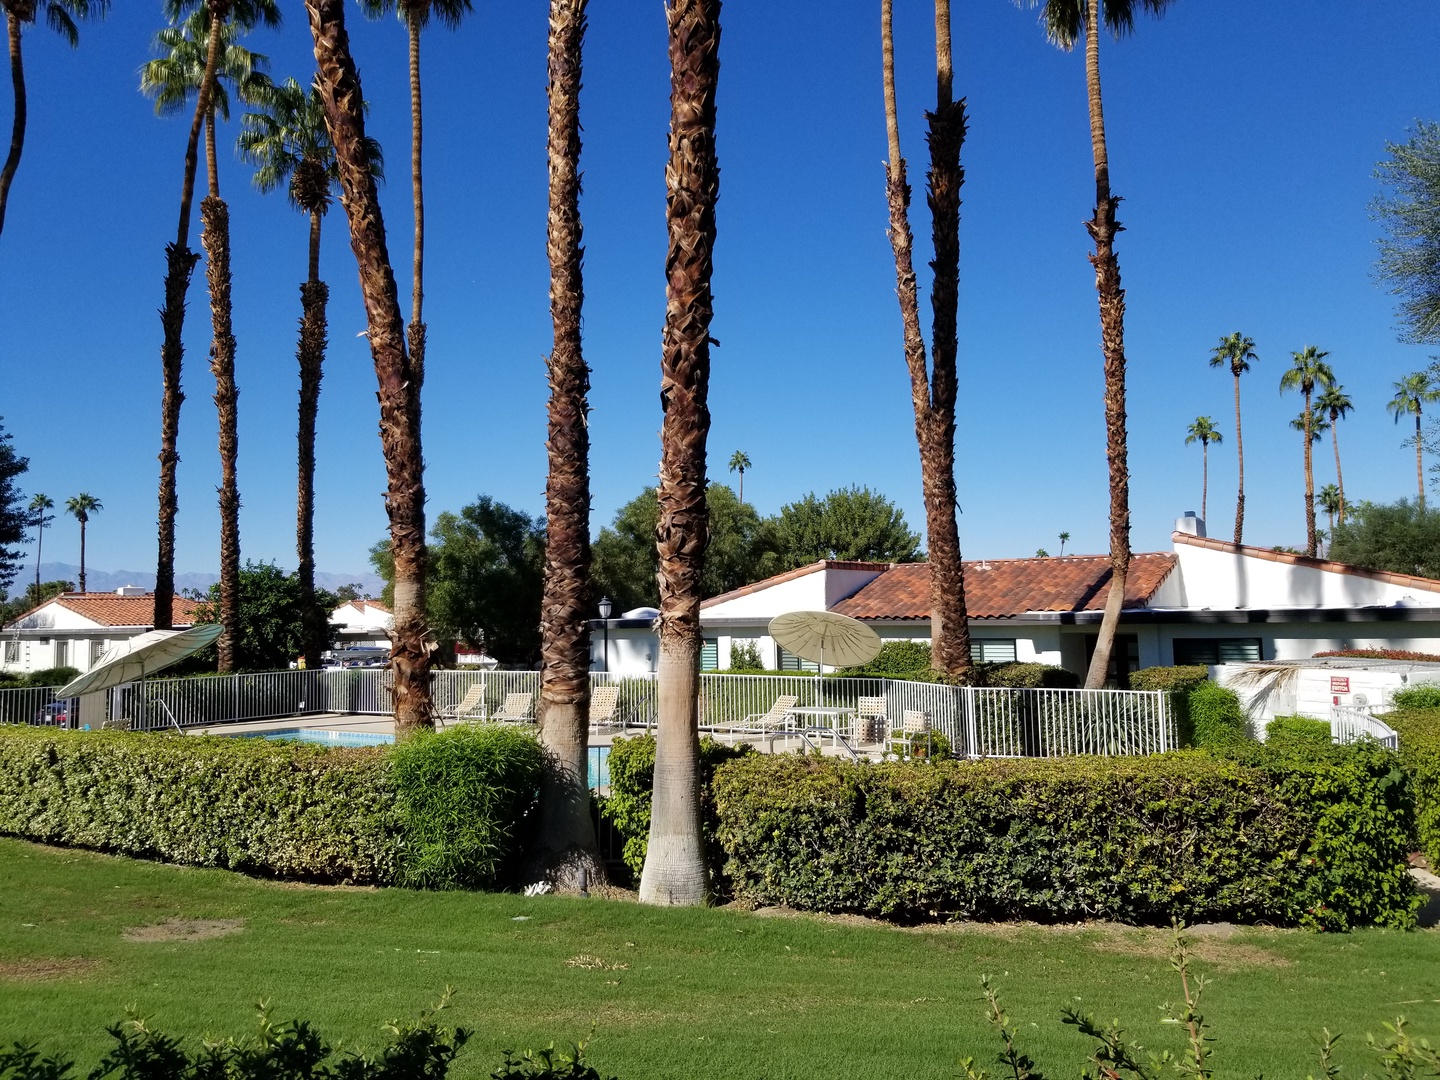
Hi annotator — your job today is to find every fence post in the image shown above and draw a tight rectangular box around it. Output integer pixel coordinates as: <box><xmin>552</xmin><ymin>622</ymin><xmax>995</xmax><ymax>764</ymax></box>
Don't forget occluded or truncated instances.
<box><xmin>964</xmin><ymin>685</ymin><xmax>978</xmax><ymax>759</ymax></box>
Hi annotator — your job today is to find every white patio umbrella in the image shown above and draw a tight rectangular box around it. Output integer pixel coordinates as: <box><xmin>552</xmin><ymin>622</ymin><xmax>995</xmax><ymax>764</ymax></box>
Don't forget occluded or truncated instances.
<box><xmin>56</xmin><ymin>623</ymin><xmax>224</xmax><ymax>699</ymax></box>
<box><xmin>768</xmin><ymin>610</ymin><xmax>882</xmax><ymax>705</ymax></box>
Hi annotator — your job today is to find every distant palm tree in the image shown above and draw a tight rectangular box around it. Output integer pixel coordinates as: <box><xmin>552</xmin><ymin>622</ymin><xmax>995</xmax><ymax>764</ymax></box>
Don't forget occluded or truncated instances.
<box><xmin>27</xmin><ymin>492</ymin><xmax>52</xmax><ymax>592</ymax></box>
<box><xmin>1058</xmin><ymin>530</ymin><xmax>1070</xmax><ymax>555</ymax></box>
<box><xmin>1183</xmin><ymin>416</ymin><xmax>1222</xmax><ymax>524</ymax></box>
<box><xmin>1035</xmin><ymin>548</ymin><xmax>1050</xmax><ymax>558</ymax></box>
<box><xmin>1209</xmin><ymin>331</ymin><xmax>1257</xmax><ymax>544</ymax></box>
<box><xmin>64</xmin><ymin>494</ymin><xmax>100</xmax><ymax>593</ymax></box>
<box><xmin>1279</xmin><ymin>346</ymin><xmax>1335</xmax><ymax>557</ymax></box>
<box><xmin>1388</xmin><ymin>371</ymin><xmax>1440</xmax><ymax>509</ymax></box>
<box><xmin>1315</xmin><ymin>384</ymin><xmax>1353</xmax><ymax>525</ymax></box>
<box><xmin>239</xmin><ymin>76</ymin><xmax>382</xmax><ymax>667</ymax></box>
<box><xmin>0</xmin><ymin>0</ymin><xmax>108</xmax><ymax>237</ymax></box>
<box><xmin>728</xmin><ymin>450</ymin><xmax>751</xmax><ymax>504</ymax></box>
<box><xmin>1290</xmin><ymin>411</ymin><xmax>1330</xmax><ymax>443</ymax></box>
<box><xmin>1019</xmin><ymin>0</ymin><xmax>1177</xmax><ymax>690</ymax></box>
<box><xmin>1317</xmin><ymin>483</ymin><xmax>1342</xmax><ymax>542</ymax></box>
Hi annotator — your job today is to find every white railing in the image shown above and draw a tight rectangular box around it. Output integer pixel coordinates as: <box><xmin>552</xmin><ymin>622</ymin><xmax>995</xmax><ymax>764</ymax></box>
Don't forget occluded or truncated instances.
<box><xmin>1330</xmin><ymin>706</ymin><xmax>1400</xmax><ymax>750</ymax></box>
<box><xmin>0</xmin><ymin>685</ymin><xmax>74</xmax><ymax>727</ymax></box>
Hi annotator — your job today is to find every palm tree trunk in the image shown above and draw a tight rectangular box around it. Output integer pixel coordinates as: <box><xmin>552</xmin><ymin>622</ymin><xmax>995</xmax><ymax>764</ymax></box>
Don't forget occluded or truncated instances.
<box><xmin>737</xmin><ymin>468</ymin><xmax>743</xmax><ymax>504</ymax></box>
<box><xmin>881</xmin><ymin>0</ymin><xmax>971</xmax><ymax>678</ymax></box>
<box><xmin>0</xmin><ymin>10</ymin><xmax>26</xmax><ymax>238</ymax></box>
<box><xmin>77</xmin><ymin>518</ymin><xmax>86</xmax><ymax>593</ymax></box>
<box><xmin>639</xmin><ymin>0</ymin><xmax>720</xmax><ymax>908</ymax></box>
<box><xmin>202</xmin><ymin>195</ymin><xmax>242</xmax><ymax>671</ymax></box>
<box><xmin>1418</xmin><ymin>411</ymin><xmax>1426</xmax><ymax>511</ymax></box>
<box><xmin>154</xmin><ymin>17</ymin><xmax>222</xmax><ymax>632</ymax></box>
<box><xmin>405</xmin><ymin>17</ymin><xmax>426</xmax><ymax>441</ymax></box>
<box><xmin>1201</xmin><ymin>441</ymin><xmax>1208</xmax><ymax>524</ymax></box>
<box><xmin>296</xmin><ymin>211</ymin><xmax>328</xmax><ymax>669</ymax></box>
<box><xmin>1233</xmin><ymin>370</ymin><xmax>1244</xmax><ymax>544</ymax></box>
<box><xmin>306</xmin><ymin>0</ymin><xmax>432</xmax><ymax>733</ymax></box>
<box><xmin>1331</xmin><ymin>421</ymin><xmax>1346</xmax><ymax>525</ymax></box>
<box><xmin>1303</xmin><ymin>394</ymin><xmax>1316</xmax><ymax>557</ymax></box>
<box><xmin>33</xmin><ymin>520</ymin><xmax>41</xmax><ymax>593</ymax></box>
<box><xmin>1080</xmin><ymin>0</ymin><xmax>1130</xmax><ymax>690</ymax></box>
<box><xmin>532</xmin><ymin>0</ymin><xmax>602</xmax><ymax>890</ymax></box>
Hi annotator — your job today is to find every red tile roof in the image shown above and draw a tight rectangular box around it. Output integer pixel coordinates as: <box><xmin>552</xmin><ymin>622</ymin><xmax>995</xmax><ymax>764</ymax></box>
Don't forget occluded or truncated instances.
<box><xmin>831</xmin><ymin>553</ymin><xmax>1178</xmax><ymax>620</ymax></box>
<box><xmin>701</xmin><ymin>560</ymin><xmax>890</xmax><ymax>609</ymax></box>
<box><xmin>41</xmin><ymin>593</ymin><xmax>201</xmax><ymax>628</ymax></box>
<box><xmin>1170</xmin><ymin>530</ymin><xmax>1440</xmax><ymax>591</ymax></box>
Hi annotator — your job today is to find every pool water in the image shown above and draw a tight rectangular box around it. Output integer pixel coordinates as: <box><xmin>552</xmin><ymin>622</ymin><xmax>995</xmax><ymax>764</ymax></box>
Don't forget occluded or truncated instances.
<box><xmin>242</xmin><ymin>729</ymin><xmax>612</xmax><ymax>788</ymax></box>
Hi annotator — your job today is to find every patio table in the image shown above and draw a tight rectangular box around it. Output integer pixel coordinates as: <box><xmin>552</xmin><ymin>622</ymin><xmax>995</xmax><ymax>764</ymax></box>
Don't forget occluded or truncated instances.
<box><xmin>785</xmin><ymin>705</ymin><xmax>858</xmax><ymax>740</ymax></box>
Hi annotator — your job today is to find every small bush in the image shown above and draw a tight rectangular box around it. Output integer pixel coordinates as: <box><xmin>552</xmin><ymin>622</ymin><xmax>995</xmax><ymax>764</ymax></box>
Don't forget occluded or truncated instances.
<box><xmin>1393</xmin><ymin>683</ymin><xmax>1440</xmax><ymax>710</ymax></box>
<box><xmin>388</xmin><ymin>725</ymin><xmax>546</xmax><ymax>890</ymax></box>
<box><xmin>727</xmin><ymin>639</ymin><xmax>762</xmax><ymax>670</ymax></box>
<box><xmin>1314</xmin><ymin>648</ymin><xmax>1440</xmax><ymax>662</ymax></box>
<box><xmin>1266</xmin><ymin>715</ymin><xmax>1332</xmax><ymax>747</ymax></box>
<box><xmin>1188</xmin><ymin>682</ymin><xmax>1251</xmax><ymax>747</ymax></box>
<box><xmin>889</xmin><ymin>728</ymin><xmax>952</xmax><ymax>760</ymax></box>
<box><xmin>843</xmin><ymin>639</ymin><xmax>932</xmax><ymax>676</ymax></box>
<box><xmin>22</xmin><ymin>666</ymin><xmax>79</xmax><ymax>688</ymax></box>
<box><xmin>1129</xmin><ymin>665</ymin><xmax>1210</xmax><ymax>693</ymax></box>
<box><xmin>1386</xmin><ymin>706</ymin><xmax>1440</xmax><ymax>868</ymax></box>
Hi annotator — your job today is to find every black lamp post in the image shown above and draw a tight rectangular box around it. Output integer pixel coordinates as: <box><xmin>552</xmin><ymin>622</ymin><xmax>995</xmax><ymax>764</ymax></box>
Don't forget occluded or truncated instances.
<box><xmin>598</xmin><ymin>596</ymin><xmax>613</xmax><ymax>672</ymax></box>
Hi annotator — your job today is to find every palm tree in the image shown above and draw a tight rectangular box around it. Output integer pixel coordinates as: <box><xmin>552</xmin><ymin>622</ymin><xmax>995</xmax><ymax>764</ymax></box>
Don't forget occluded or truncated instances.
<box><xmin>1315</xmin><ymin>384</ymin><xmax>1353</xmax><ymax>525</ymax></box>
<box><xmin>1209</xmin><ymin>331</ymin><xmax>1257</xmax><ymax>544</ymax></box>
<box><xmin>239</xmin><ymin>76</ymin><xmax>382</xmax><ymax>669</ymax></box>
<box><xmin>148</xmin><ymin>0</ymin><xmax>279</xmax><ymax>635</ymax></box>
<box><xmin>1183</xmin><ymin>416</ymin><xmax>1222</xmax><ymax>524</ymax></box>
<box><xmin>0</xmin><ymin>0</ymin><xmax>107</xmax><ymax>237</ymax></box>
<box><xmin>64</xmin><ymin>494</ymin><xmax>100</xmax><ymax>593</ymax></box>
<box><xmin>27</xmin><ymin>492</ymin><xmax>51</xmax><ymax>592</ymax></box>
<box><xmin>1388</xmin><ymin>371</ymin><xmax>1440</xmax><ymax>510</ymax></box>
<box><xmin>1058</xmin><ymin>530</ymin><xmax>1070</xmax><ymax>555</ymax></box>
<box><xmin>1290</xmin><ymin>410</ymin><xmax>1330</xmax><ymax>443</ymax></box>
<box><xmin>728</xmin><ymin>450</ymin><xmax>751</xmax><ymax>503</ymax></box>
<box><xmin>305</xmin><ymin>0</ymin><xmax>432</xmax><ymax>733</ymax></box>
<box><xmin>533</xmin><ymin>0</ymin><xmax>602</xmax><ymax>889</ymax></box>
<box><xmin>357</xmin><ymin>0</ymin><xmax>473</xmax><ymax>417</ymax></box>
<box><xmin>1279</xmin><ymin>346</ymin><xmax>1335</xmax><ymax>557</ymax></box>
<box><xmin>1317</xmin><ymin>483</ymin><xmax>1342</xmax><ymax>543</ymax></box>
<box><xmin>639</xmin><ymin>0</ymin><xmax>720</xmax><ymax>908</ymax></box>
<box><xmin>1019</xmin><ymin>0</ymin><xmax>1176</xmax><ymax>689</ymax></box>
<box><xmin>880</xmin><ymin>0</ymin><xmax>973</xmax><ymax>677</ymax></box>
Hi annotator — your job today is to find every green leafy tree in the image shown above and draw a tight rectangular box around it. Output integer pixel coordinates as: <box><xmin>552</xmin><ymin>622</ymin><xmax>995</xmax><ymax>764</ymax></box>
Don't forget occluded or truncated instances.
<box><xmin>1316</xmin><ymin>383</ymin><xmax>1354</xmax><ymax>524</ymax></box>
<box><xmin>193</xmin><ymin>560</ymin><xmax>337</xmax><ymax>671</ymax></box>
<box><xmin>1209</xmin><ymin>331</ymin><xmax>1258</xmax><ymax>544</ymax></box>
<box><xmin>1279</xmin><ymin>346</ymin><xmax>1335</xmax><ymax>556</ymax></box>
<box><xmin>0</xmin><ymin>0</ymin><xmax>107</xmax><ymax>238</ymax></box>
<box><xmin>1330</xmin><ymin>499</ymin><xmax>1440</xmax><ymax>579</ymax></box>
<box><xmin>1183</xmin><ymin>416</ymin><xmax>1222</xmax><ymax>524</ymax></box>
<box><xmin>63</xmin><ymin>493</ymin><xmax>100</xmax><ymax>593</ymax></box>
<box><xmin>1388</xmin><ymin>370</ymin><xmax>1440</xmax><ymax>510</ymax></box>
<box><xmin>25</xmin><ymin>492</ymin><xmax>51</xmax><ymax>593</ymax></box>
<box><xmin>1317</xmin><ymin>483</ymin><xmax>1342</xmax><ymax>540</ymax></box>
<box><xmin>770</xmin><ymin>486</ymin><xmax>920</xmax><ymax>570</ymax></box>
<box><xmin>0</xmin><ymin>578</ymin><xmax>73</xmax><ymax>625</ymax></box>
<box><xmin>0</xmin><ymin>421</ymin><xmax>30</xmax><ymax>593</ymax></box>
<box><xmin>1374</xmin><ymin>121</ymin><xmax>1440</xmax><ymax>344</ymax></box>
<box><xmin>728</xmin><ymin>450</ymin><xmax>751</xmax><ymax>503</ymax></box>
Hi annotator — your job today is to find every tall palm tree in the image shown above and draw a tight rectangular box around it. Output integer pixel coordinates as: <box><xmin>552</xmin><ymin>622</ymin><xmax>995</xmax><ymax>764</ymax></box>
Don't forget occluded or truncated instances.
<box><xmin>27</xmin><ymin>492</ymin><xmax>51</xmax><ymax>592</ymax></box>
<box><xmin>1317</xmin><ymin>483</ymin><xmax>1341</xmax><ymax>543</ymax></box>
<box><xmin>1388</xmin><ymin>371</ymin><xmax>1440</xmax><ymax>510</ymax></box>
<box><xmin>1058</xmin><ymin>530</ymin><xmax>1070</xmax><ymax>555</ymax></box>
<box><xmin>727</xmin><ymin>450</ymin><xmax>750</xmax><ymax>503</ymax></box>
<box><xmin>880</xmin><ymin>0</ymin><xmax>973</xmax><ymax>677</ymax></box>
<box><xmin>1020</xmin><ymin>0</ymin><xmax>1175</xmax><ymax>689</ymax></box>
<box><xmin>1279</xmin><ymin>346</ymin><xmax>1335</xmax><ymax>557</ymax></box>
<box><xmin>1183</xmin><ymin>416</ymin><xmax>1222</xmax><ymax>524</ymax></box>
<box><xmin>357</xmin><ymin>0</ymin><xmax>472</xmax><ymax>420</ymax></box>
<box><xmin>239</xmin><ymin>76</ymin><xmax>382</xmax><ymax>669</ymax></box>
<box><xmin>305</xmin><ymin>0</ymin><xmax>432</xmax><ymax>733</ymax></box>
<box><xmin>148</xmin><ymin>0</ymin><xmax>279</xmax><ymax>635</ymax></box>
<box><xmin>639</xmin><ymin>0</ymin><xmax>721</xmax><ymax>908</ymax></box>
<box><xmin>532</xmin><ymin>0</ymin><xmax>602</xmax><ymax>889</ymax></box>
<box><xmin>1315</xmin><ymin>384</ymin><xmax>1353</xmax><ymax>525</ymax></box>
<box><xmin>0</xmin><ymin>0</ymin><xmax>107</xmax><ymax>237</ymax></box>
<box><xmin>1209</xmin><ymin>331</ymin><xmax>1257</xmax><ymax>544</ymax></box>
<box><xmin>64</xmin><ymin>493</ymin><xmax>100</xmax><ymax>593</ymax></box>
<box><xmin>144</xmin><ymin>7</ymin><xmax>272</xmax><ymax>672</ymax></box>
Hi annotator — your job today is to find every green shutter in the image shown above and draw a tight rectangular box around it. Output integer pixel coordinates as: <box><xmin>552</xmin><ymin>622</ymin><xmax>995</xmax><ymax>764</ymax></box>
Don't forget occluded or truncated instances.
<box><xmin>969</xmin><ymin>639</ymin><xmax>1017</xmax><ymax>664</ymax></box>
<box><xmin>701</xmin><ymin>639</ymin><xmax>719</xmax><ymax>671</ymax></box>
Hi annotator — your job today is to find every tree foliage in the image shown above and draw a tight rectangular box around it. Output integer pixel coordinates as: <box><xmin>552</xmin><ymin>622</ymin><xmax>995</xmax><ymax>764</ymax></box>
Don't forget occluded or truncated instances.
<box><xmin>0</xmin><ymin>579</ymin><xmax>73</xmax><ymax>626</ymax></box>
<box><xmin>1374</xmin><ymin>121</ymin><xmax>1440</xmax><ymax>344</ymax></box>
<box><xmin>193</xmin><ymin>560</ymin><xmax>336</xmax><ymax>671</ymax></box>
<box><xmin>1328</xmin><ymin>499</ymin><xmax>1440</xmax><ymax>579</ymax></box>
<box><xmin>0</xmin><ymin>420</ymin><xmax>30</xmax><ymax>594</ymax></box>
<box><xmin>770</xmin><ymin>485</ymin><xmax>921</xmax><ymax>568</ymax></box>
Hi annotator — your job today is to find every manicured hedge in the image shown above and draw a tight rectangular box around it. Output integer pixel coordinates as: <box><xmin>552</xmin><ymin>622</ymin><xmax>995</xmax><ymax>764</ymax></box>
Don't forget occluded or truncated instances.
<box><xmin>1265</xmin><ymin>715</ymin><xmax>1332</xmax><ymax>746</ymax></box>
<box><xmin>1188</xmin><ymin>682</ymin><xmax>1251</xmax><ymax>748</ymax></box>
<box><xmin>0</xmin><ymin>725</ymin><xmax>542</xmax><ymax>888</ymax></box>
<box><xmin>1385</xmin><ymin>707</ymin><xmax>1440</xmax><ymax>868</ymax></box>
<box><xmin>712</xmin><ymin>744</ymin><xmax>1418</xmax><ymax>929</ymax></box>
<box><xmin>1129</xmin><ymin>666</ymin><xmax>1210</xmax><ymax>747</ymax></box>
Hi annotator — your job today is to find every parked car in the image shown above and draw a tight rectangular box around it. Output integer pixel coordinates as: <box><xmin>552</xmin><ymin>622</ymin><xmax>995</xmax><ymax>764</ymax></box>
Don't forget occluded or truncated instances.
<box><xmin>35</xmin><ymin>701</ymin><xmax>69</xmax><ymax>728</ymax></box>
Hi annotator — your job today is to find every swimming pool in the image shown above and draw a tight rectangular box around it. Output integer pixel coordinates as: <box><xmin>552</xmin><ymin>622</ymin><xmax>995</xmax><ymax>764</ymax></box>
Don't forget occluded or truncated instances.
<box><xmin>240</xmin><ymin>729</ymin><xmax>611</xmax><ymax>788</ymax></box>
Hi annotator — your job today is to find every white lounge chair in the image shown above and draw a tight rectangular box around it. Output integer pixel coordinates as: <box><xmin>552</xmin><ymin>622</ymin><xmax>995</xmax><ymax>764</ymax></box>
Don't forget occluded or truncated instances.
<box><xmin>733</xmin><ymin>695</ymin><xmax>798</xmax><ymax>734</ymax></box>
<box><xmin>588</xmin><ymin>685</ymin><xmax>621</xmax><ymax>729</ymax></box>
<box><xmin>437</xmin><ymin>685</ymin><xmax>487</xmax><ymax>729</ymax></box>
<box><xmin>492</xmin><ymin>692</ymin><xmax>535</xmax><ymax>724</ymax></box>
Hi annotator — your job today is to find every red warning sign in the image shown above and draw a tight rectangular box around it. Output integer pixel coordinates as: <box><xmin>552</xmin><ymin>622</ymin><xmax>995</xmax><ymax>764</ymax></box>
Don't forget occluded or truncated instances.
<box><xmin>1330</xmin><ymin>676</ymin><xmax>1351</xmax><ymax>694</ymax></box>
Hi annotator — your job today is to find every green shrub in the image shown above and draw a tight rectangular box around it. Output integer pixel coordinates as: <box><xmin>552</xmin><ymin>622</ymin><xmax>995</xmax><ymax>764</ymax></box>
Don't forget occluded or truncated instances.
<box><xmin>23</xmin><ymin>666</ymin><xmax>78</xmax><ymax>688</ymax></box>
<box><xmin>889</xmin><ymin>727</ymin><xmax>952</xmax><ymax>760</ymax></box>
<box><xmin>712</xmin><ymin>746</ymin><xmax>1418</xmax><ymax>929</ymax></box>
<box><xmin>1392</xmin><ymin>683</ymin><xmax>1440</xmax><ymax>710</ymax></box>
<box><xmin>388</xmin><ymin>725</ymin><xmax>546</xmax><ymax>889</ymax></box>
<box><xmin>1265</xmin><ymin>715</ymin><xmax>1333</xmax><ymax>747</ymax></box>
<box><xmin>1386</xmin><ymin>707</ymin><xmax>1440</xmax><ymax>868</ymax></box>
<box><xmin>1188</xmin><ymin>682</ymin><xmax>1251</xmax><ymax>747</ymax></box>
<box><xmin>601</xmin><ymin>734</ymin><xmax>751</xmax><ymax>886</ymax></box>
<box><xmin>1129</xmin><ymin>666</ymin><xmax>1211</xmax><ymax>694</ymax></box>
<box><xmin>895</xmin><ymin>662</ymin><xmax>1080</xmax><ymax>689</ymax></box>
<box><xmin>843</xmin><ymin>639</ymin><xmax>932</xmax><ymax>676</ymax></box>
<box><xmin>727</xmin><ymin>639</ymin><xmax>762</xmax><ymax>670</ymax></box>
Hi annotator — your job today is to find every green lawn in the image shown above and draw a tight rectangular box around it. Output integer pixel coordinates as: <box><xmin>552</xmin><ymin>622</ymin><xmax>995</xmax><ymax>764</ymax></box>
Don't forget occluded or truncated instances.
<box><xmin>2</xmin><ymin>838</ymin><xmax>1439</xmax><ymax>1080</ymax></box>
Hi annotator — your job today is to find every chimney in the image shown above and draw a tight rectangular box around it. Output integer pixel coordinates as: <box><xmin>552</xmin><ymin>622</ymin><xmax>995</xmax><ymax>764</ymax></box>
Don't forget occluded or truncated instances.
<box><xmin>1175</xmin><ymin>512</ymin><xmax>1206</xmax><ymax>538</ymax></box>
<box><xmin>115</xmin><ymin>586</ymin><xmax>148</xmax><ymax>597</ymax></box>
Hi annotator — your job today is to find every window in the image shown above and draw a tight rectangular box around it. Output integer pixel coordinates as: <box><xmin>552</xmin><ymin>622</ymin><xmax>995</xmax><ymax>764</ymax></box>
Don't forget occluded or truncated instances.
<box><xmin>778</xmin><ymin>647</ymin><xmax>819</xmax><ymax>672</ymax></box>
<box><xmin>1172</xmin><ymin>638</ymin><xmax>1262</xmax><ymax>666</ymax></box>
<box><xmin>90</xmin><ymin>639</ymin><xmax>106</xmax><ymax>668</ymax></box>
<box><xmin>3</xmin><ymin>640</ymin><xmax>16</xmax><ymax>664</ymax></box>
<box><xmin>54</xmin><ymin>639</ymin><xmax>68</xmax><ymax>667</ymax></box>
<box><xmin>970</xmin><ymin>638</ymin><xmax>1017</xmax><ymax>664</ymax></box>
<box><xmin>701</xmin><ymin>638</ymin><xmax>719</xmax><ymax>672</ymax></box>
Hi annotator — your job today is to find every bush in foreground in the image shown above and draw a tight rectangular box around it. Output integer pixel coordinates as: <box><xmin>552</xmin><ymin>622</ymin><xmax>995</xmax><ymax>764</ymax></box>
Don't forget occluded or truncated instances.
<box><xmin>1187</xmin><ymin>682</ymin><xmax>1251</xmax><ymax>748</ymax></box>
<box><xmin>1386</xmin><ymin>706</ymin><xmax>1440</xmax><ymax>868</ymax></box>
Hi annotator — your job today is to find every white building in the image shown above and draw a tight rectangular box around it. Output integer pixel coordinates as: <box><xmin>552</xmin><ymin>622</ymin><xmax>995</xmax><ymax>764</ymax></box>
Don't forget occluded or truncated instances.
<box><xmin>2</xmin><ymin>589</ymin><xmax>202</xmax><ymax>676</ymax></box>
<box><xmin>329</xmin><ymin>599</ymin><xmax>392</xmax><ymax>651</ymax></box>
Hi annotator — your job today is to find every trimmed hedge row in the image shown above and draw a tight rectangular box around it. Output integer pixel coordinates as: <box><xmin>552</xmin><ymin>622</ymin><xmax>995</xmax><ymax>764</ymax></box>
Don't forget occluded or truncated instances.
<box><xmin>712</xmin><ymin>743</ymin><xmax>1418</xmax><ymax>929</ymax></box>
<box><xmin>1386</xmin><ymin>707</ymin><xmax>1440</xmax><ymax>868</ymax></box>
<box><xmin>0</xmin><ymin>724</ymin><xmax>543</xmax><ymax>887</ymax></box>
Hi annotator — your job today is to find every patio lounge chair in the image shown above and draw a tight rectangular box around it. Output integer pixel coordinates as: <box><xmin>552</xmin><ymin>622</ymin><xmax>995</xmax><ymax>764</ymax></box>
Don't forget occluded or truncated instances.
<box><xmin>733</xmin><ymin>695</ymin><xmax>798</xmax><ymax>734</ymax></box>
<box><xmin>588</xmin><ymin>685</ymin><xmax>621</xmax><ymax>729</ymax></box>
<box><xmin>852</xmin><ymin>696</ymin><xmax>887</xmax><ymax>743</ymax></box>
<box><xmin>437</xmin><ymin>685</ymin><xmax>487</xmax><ymax>729</ymax></box>
<box><xmin>889</xmin><ymin>709</ymin><xmax>931</xmax><ymax>756</ymax></box>
<box><xmin>492</xmin><ymin>692</ymin><xmax>535</xmax><ymax>724</ymax></box>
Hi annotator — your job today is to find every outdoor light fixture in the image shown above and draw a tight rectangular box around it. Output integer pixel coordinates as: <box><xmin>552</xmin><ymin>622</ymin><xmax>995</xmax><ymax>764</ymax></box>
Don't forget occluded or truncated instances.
<box><xmin>598</xmin><ymin>597</ymin><xmax>612</xmax><ymax>672</ymax></box>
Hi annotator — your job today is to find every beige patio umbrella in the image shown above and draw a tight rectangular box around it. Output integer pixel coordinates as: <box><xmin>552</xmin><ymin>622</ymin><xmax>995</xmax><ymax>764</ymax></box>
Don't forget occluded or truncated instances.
<box><xmin>768</xmin><ymin>611</ymin><xmax>882</xmax><ymax>705</ymax></box>
<box><xmin>56</xmin><ymin>623</ymin><xmax>224</xmax><ymax>699</ymax></box>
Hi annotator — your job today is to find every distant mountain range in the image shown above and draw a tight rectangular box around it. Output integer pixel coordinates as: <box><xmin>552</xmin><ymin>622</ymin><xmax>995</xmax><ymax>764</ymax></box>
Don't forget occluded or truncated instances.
<box><xmin>11</xmin><ymin>563</ymin><xmax>384</xmax><ymax>598</ymax></box>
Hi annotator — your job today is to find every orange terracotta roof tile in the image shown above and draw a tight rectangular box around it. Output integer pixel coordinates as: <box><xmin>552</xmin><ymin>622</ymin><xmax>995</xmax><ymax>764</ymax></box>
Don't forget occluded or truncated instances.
<box><xmin>47</xmin><ymin>593</ymin><xmax>202</xmax><ymax>628</ymax></box>
<box><xmin>831</xmin><ymin>553</ymin><xmax>1177</xmax><ymax>620</ymax></box>
<box><xmin>1171</xmin><ymin>530</ymin><xmax>1440</xmax><ymax>591</ymax></box>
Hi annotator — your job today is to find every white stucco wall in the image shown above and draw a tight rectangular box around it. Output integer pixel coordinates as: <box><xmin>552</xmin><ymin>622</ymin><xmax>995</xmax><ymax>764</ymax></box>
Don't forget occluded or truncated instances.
<box><xmin>1173</xmin><ymin>543</ymin><xmax>1440</xmax><ymax>609</ymax></box>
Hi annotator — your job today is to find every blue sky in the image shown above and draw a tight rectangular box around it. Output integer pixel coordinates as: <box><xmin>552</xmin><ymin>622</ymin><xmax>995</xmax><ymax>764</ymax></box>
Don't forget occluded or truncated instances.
<box><xmin>1</xmin><ymin>1</ymin><xmax>1437</xmax><ymax>587</ymax></box>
